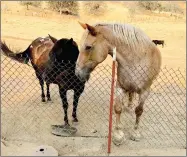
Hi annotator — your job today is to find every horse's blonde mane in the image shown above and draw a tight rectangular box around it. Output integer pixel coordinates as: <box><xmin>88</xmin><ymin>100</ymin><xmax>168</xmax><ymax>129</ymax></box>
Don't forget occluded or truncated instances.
<box><xmin>93</xmin><ymin>22</ymin><xmax>154</xmax><ymax>51</ymax></box>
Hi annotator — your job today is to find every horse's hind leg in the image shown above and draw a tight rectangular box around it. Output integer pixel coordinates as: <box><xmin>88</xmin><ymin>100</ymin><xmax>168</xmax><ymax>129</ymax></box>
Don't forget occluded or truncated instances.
<box><xmin>59</xmin><ymin>86</ymin><xmax>69</xmax><ymax>125</ymax></box>
<box><xmin>128</xmin><ymin>92</ymin><xmax>134</xmax><ymax>108</ymax></box>
<box><xmin>122</xmin><ymin>92</ymin><xmax>135</xmax><ymax>116</ymax></box>
<box><xmin>35</xmin><ymin>71</ymin><xmax>45</xmax><ymax>102</ymax></box>
<box><xmin>130</xmin><ymin>88</ymin><xmax>150</xmax><ymax>141</ymax></box>
<box><xmin>72</xmin><ymin>86</ymin><xmax>85</xmax><ymax>122</ymax></box>
<box><xmin>46</xmin><ymin>82</ymin><xmax>51</xmax><ymax>101</ymax></box>
<box><xmin>39</xmin><ymin>79</ymin><xmax>45</xmax><ymax>102</ymax></box>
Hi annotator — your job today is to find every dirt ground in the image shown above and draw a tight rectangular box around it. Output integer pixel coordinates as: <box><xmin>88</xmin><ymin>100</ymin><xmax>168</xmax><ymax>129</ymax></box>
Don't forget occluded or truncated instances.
<box><xmin>1</xmin><ymin>1</ymin><xmax>186</xmax><ymax>156</ymax></box>
<box><xmin>1</xmin><ymin>139</ymin><xmax>186</xmax><ymax>156</ymax></box>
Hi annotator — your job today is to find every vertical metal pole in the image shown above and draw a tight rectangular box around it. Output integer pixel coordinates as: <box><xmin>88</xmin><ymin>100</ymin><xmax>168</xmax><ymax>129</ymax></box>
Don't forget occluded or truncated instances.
<box><xmin>108</xmin><ymin>47</ymin><xmax>116</xmax><ymax>154</ymax></box>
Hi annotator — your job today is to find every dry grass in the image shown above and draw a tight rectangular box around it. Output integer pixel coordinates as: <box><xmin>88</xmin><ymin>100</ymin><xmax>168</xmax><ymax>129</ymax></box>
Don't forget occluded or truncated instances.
<box><xmin>1</xmin><ymin>1</ymin><xmax>186</xmax><ymax>71</ymax></box>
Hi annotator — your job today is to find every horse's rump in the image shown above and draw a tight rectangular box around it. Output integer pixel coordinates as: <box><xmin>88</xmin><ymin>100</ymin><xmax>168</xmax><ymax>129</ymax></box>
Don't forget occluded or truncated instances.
<box><xmin>30</xmin><ymin>37</ymin><xmax>54</xmax><ymax>66</ymax></box>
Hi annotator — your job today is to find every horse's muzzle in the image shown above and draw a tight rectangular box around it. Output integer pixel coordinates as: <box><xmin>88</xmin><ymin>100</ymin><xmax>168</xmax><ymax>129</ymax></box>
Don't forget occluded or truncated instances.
<box><xmin>75</xmin><ymin>66</ymin><xmax>91</xmax><ymax>82</ymax></box>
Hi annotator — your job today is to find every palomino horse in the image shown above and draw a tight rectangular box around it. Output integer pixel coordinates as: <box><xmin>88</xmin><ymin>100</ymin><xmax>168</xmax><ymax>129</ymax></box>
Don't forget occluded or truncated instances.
<box><xmin>75</xmin><ymin>22</ymin><xmax>161</xmax><ymax>144</ymax></box>
<box><xmin>1</xmin><ymin>35</ymin><xmax>86</xmax><ymax>125</ymax></box>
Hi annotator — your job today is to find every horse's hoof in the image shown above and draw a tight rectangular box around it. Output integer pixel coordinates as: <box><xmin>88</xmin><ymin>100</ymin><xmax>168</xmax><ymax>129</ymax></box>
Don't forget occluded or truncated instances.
<box><xmin>47</xmin><ymin>99</ymin><xmax>52</xmax><ymax>103</ymax></box>
<box><xmin>47</xmin><ymin>98</ymin><xmax>52</xmax><ymax>101</ymax></box>
<box><xmin>72</xmin><ymin>119</ymin><xmax>79</xmax><ymax>127</ymax></box>
<box><xmin>64</xmin><ymin>122</ymin><xmax>70</xmax><ymax>127</ymax></box>
<box><xmin>72</xmin><ymin>118</ymin><xmax>78</xmax><ymax>123</ymax></box>
<box><xmin>42</xmin><ymin>99</ymin><xmax>46</xmax><ymax>103</ymax></box>
<box><xmin>112</xmin><ymin>129</ymin><xmax>125</xmax><ymax>146</ymax></box>
<box><xmin>130</xmin><ymin>130</ymin><xmax>141</xmax><ymax>141</ymax></box>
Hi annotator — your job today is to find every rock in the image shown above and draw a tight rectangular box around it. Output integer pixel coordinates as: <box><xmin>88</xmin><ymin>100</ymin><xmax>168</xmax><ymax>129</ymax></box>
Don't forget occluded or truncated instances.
<box><xmin>31</xmin><ymin>145</ymin><xmax>58</xmax><ymax>156</ymax></box>
<box><xmin>92</xmin><ymin>129</ymin><xmax>97</xmax><ymax>133</ymax></box>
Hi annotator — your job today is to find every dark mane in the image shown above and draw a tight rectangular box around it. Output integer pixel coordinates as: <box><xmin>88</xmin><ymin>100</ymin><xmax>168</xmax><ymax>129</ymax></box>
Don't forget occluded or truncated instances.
<box><xmin>50</xmin><ymin>38</ymin><xmax>79</xmax><ymax>63</ymax></box>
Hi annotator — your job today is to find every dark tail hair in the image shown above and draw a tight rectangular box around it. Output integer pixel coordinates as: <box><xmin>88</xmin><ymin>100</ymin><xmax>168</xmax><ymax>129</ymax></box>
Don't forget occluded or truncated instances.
<box><xmin>1</xmin><ymin>41</ymin><xmax>30</xmax><ymax>64</ymax></box>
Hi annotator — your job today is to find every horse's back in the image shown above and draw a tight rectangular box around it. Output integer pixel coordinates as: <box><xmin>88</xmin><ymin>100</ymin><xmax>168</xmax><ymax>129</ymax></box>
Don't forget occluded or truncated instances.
<box><xmin>30</xmin><ymin>37</ymin><xmax>54</xmax><ymax>67</ymax></box>
<box><xmin>117</xmin><ymin>41</ymin><xmax>161</xmax><ymax>93</ymax></box>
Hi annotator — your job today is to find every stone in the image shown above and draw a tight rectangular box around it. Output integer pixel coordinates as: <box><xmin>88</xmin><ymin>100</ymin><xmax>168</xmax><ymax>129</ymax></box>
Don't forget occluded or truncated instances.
<box><xmin>31</xmin><ymin>145</ymin><xmax>58</xmax><ymax>156</ymax></box>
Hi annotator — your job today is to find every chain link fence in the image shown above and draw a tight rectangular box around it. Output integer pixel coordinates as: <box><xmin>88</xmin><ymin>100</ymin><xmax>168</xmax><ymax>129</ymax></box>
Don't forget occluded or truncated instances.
<box><xmin>1</xmin><ymin>55</ymin><xmax>186</xmax><ymax>155</ymax></box>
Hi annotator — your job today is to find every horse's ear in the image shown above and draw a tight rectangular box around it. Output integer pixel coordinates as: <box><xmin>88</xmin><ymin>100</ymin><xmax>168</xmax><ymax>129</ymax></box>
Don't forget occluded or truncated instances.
<box><xmin>78</xmin><ymin>21</ymin><xmax>87</xmax><ymax>29</ymax></box>
<box><xmin>48</xmin><ymin>34</ymin><xmax>57</xmax><ymax>43</ymax></box>
<box><xmin>85</xmin><ymin>24</ymin><xmax>97</xmax><ymax>36</ymax></box>
<box><xmin>69</xmin><ymin>38</ymin><xmax>73</xmax><ymax>43</ymax></box>
<box><xmin>66</xmin><ymin>38</ymin><xmax>73</xmax><ymax>45</ymax></box>
<box><xmin>78</xmin><ymin>21</ymin><xmax>97</xmax><ymax>36</ymax></box>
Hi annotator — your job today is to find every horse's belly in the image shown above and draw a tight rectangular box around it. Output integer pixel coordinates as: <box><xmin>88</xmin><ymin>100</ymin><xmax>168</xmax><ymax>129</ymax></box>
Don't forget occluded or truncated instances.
<box><xmin>118</xmin><ymin>65</ymin><xmax>153</xmax><ymax>93</ymax></box>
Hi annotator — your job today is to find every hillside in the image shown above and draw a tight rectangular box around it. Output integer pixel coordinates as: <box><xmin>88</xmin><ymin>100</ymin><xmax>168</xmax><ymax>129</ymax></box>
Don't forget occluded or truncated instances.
<box><xmin>1</xmin><ymin>1</ymin><xmax>186</xmax><ymax>70</ymax></box>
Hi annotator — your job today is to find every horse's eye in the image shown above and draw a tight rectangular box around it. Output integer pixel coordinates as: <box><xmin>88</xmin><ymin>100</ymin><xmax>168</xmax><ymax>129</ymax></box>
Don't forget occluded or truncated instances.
<box><xmin>85</xmin><ymin>46</ymin><xmax>92</xmax><ymax>50</ymax></box>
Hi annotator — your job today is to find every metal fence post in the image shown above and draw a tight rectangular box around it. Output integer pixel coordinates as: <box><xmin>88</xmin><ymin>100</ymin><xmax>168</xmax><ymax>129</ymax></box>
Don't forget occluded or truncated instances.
<box><xmin>108</xmin><ymin>47</ymin><xmax>116</xmax><ymax>154</ymax></box>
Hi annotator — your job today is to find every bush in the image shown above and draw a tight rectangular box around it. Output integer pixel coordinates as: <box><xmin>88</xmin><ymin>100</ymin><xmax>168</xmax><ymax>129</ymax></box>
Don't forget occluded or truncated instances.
<box><xmin>20</xmin><ymin>1</ymin><xmax>41</xmax><ymax>10</ymax></box>
<box><xmin>128</xmin><ymin>7</ymin><xmax>136</xmax><ymax>19</ymax></box>
<box><xmin>138</xmin><ymin>1</ymin><xmax>161</xmax><ymax>12</ymax></box>
<box><xmin>162</xmin><ymin>2</ymin><xmax>183</xmax><ymax>14</ymax></box>
<box><xmin>83</xmin><ymin>1</ymin><xmax>107</xmax><ymax>16</ymax></box>
<box><xmin>126</xmin><ymin>2</ymin><xmax>138</xmax><ymax>18</ymax></box>
<box><xmin>137</xmin><ymin>1</ymin><xmax>183</xmax><ymax>14</ymax></box>
<box><xmin>48</xmin><ymin>1</ymin><xmax>79</xmax><ymax>15</ymax></box>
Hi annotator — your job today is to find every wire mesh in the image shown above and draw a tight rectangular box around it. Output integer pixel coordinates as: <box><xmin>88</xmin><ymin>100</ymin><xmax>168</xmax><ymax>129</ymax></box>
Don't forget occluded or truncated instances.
<box><xmin>1</xmin><ymin>55</ymin><xmax>186</xmax><ymax>155</ymax></box>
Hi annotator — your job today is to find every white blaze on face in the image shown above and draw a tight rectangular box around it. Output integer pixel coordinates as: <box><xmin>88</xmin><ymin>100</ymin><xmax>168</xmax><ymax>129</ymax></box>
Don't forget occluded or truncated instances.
<box><xmin>40</xmin><ymin>38</ymin><xmax>45</xmax><ymax>42</ymax></box>
<box><xmin>80</xmin><ymin>30</ymin><xmax>89</xmax><ymax>50</ymax></box>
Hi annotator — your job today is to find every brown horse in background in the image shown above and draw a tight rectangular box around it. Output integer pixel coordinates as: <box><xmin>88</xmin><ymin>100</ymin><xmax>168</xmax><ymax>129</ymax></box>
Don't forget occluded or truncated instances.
<box><xmin>75</xmin><ymin>22</ymin><xmax>161</xmax><ymax>145</ymax></box>
<box><xmin>1</xmin><ymin>35</ymin><xmax>55</xmax><ymax>102</ymax></box>
<box><xmin>152</xmin><ymin>40</ymin><xmax>165</xmax><ymax>48</ymax></box>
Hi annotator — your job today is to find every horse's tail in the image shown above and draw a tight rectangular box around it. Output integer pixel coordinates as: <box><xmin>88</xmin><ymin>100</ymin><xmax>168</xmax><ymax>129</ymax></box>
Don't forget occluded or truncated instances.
<box><xmin>1</xmin><ymin>40</ymin><xmax>30</xmax><ymax>64</ymax></box>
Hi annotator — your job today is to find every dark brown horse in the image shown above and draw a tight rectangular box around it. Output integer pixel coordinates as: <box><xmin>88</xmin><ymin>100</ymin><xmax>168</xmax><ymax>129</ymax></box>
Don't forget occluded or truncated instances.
<box><xmin>1</xmin><ymin>35</ymin><xmax>86</xmax><ymax>125</ymax></box>
<box><xmin>152</xmin><ymin>40</ymin><xmax>165</xmax><ymax>48</ymax></box>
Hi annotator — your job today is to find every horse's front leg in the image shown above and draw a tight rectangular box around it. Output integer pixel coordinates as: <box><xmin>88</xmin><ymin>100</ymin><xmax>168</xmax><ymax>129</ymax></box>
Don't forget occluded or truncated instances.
<box><xmin>114</xmin><ymin>97</ymin><xmax>122</xmax><ymax>130</ymax></box>
<box><xmin>114</xmin><ymin>88</ymin><xmax>125</xmax><ymax>129</ymax></box>
<box><xmin>46</xmin><ymin>82</ymin><xmax>51</xmax><ymax>101</ymax></box>
<box><xmin>59</xmin><ymin>85</ymin><xmax>69</xmax><ymax>125</ymax></box>
<box><xmin>112</xmin><ymin>88</ymin><xmax>125</xmax><ymax>145</ymax></box>
<box><xmin>72</xmin><ymin>86</ymin><xmax>84</xmax><ymax>122</ymax></box>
